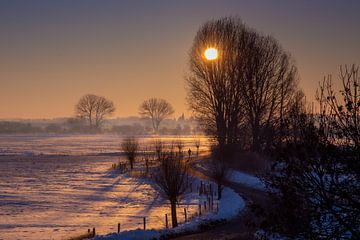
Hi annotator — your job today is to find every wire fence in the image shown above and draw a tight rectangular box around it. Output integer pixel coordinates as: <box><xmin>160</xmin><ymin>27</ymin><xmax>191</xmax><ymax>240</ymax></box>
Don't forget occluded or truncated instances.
<box><xmin>75</xmin><ymin>180</ymin><xmax>220</xmax><ymax>239</ymax></box>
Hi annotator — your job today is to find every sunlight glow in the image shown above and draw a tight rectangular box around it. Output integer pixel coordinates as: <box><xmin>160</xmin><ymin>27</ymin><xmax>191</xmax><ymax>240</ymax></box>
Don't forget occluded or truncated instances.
<box><xmin>204</xmin><ymin>48</ymin><xmax>218</xmax><ymax>60</ymax></box>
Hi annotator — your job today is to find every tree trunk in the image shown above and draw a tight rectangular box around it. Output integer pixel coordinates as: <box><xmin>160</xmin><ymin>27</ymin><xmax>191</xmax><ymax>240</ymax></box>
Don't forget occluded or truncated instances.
<box><xmin>217</xmin><ymin>184</ymin><xmax>222</xmax><ymax>200</ymax></box>
<box><xmin>130</xmin><ymin>159</ymin><xmax>134</xmax><ymax>170</ymax></box>
<box><xmin>170</xmin><ymin>200</ymin><xmax>178</xmax><ymax>228</ymax></box>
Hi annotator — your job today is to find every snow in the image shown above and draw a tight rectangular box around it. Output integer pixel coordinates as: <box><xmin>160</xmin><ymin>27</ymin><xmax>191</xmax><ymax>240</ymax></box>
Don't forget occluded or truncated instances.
<box><xmin>196</xmin><ymin>162</ymin><xmax>266</xmax><ymax>191</ymax></box>
<box><xmin>0</xmin><ymin>134</ymin><xmax>210</xmax><ymax>156</ymax></box>
<box><xmin>92</xmin><ymin>187</ymin><xmax>245</xmax><ymax>240</ymax></box>
<box><xmin>0</xmin><ymin>135</ymin><xmax>245</xmax><ymax>240</ymax></box>
<box><xmin>228</xmin><ymin>170</ymin><xmax>266</xmax><ymax>191</ymax></box>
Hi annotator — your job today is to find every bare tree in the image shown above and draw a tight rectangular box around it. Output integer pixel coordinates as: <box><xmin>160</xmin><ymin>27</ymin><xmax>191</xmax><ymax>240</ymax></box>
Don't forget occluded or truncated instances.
<box><xmin>94</xmin><ymin>96</ymin><xmax>116</xmax><ymax>128</ymax></box>
<box><xmin>75</xmin><ymin>94</ymin><xmax>115</xmax><ymax>129</ymax></box>
<box><xmin>153</xmin><ymin>139</ymin><xmax>164</xmax><ymax>160</ymax></box>
<box><xmin>175</xmin><ymin>139</ymin><xmax>184</xmax><ymax>156</ymax></box>
<box><xmin>121</xmin><ymin>137</ymin><xmax>139</xmax><ymax>170</ymax></box>
<box><xmin>153</xmin><ymin>152</ymin><xmax>190</xmax><ymax>228</ymax></box>
<box><xmin>139</xmin><ymin>98</ymin><xmax>174</xmax><ymax>133</ymax></box>
<box><xmin>186</xmin><ymin>17</ymin><xmax>297</xmax><ymax>152</ymax></box>
<box><xmin>194</xmin><ymin>138</ymin><xmax>201</xmax><ymax>156</ymax></box>
<box><xmin>208</xmin><ymin>145</ymin><xmax>231</xmax><ymax>200</ymax></box>
<box><xmin>262</xmin><ymin>65</ymin><xmax>360</xmax><ymax>239</ymax></box>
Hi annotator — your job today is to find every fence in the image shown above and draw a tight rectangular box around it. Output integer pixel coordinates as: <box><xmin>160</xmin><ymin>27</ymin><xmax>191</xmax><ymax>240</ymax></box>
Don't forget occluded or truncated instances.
<box><xmin>75</xmin><ymin>180</ymin><xmax>220</xmax><ymax>239</ymax></box>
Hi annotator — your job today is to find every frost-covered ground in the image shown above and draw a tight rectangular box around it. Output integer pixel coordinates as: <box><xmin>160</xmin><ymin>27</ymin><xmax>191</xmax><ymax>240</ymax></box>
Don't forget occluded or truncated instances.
<box><xmin>0</xmin><ymin>134</ymin><xmax>210</xmax><ymax>156</ymax></box>
<box><xmin>0</xmin><ymin>135</ymin><xmax>214</xmax><ymax>240</ymax></box>
<box><xmin>228</xmin><ymin>170</ymin><xmax>266</xmax><ymax>191</ymax></box>
<box><xmin>196</xmin><ymin>162</ymin><xmax>266</xmax><ymax>191</ymax></box>
<box><xmin>92</xmin><ymin>187</ymin><xmax>245</xmax><ymax>240</ymax></box>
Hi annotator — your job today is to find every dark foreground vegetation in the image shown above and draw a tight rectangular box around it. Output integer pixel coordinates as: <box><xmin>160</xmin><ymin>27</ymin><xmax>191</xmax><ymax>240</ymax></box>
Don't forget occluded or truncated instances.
<box><xmin>186</xmin><ymin>17</ymin><xmax>360</xmax><ymax>239</ymax></box>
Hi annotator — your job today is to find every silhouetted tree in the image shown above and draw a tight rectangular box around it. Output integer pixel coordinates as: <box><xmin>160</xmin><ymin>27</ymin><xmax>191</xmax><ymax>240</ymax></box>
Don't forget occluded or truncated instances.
<box><xmin>208</xmin><ymin>145</ymin><xmax>231</xmax><ymax>200</ymax></box>
<box><xmin>121</xmin><ymin>137</ymin><xmax>139</xmax><ymax>170</ymax></box>
<box><xmin>262</xmin><ymin>65</ymin><xmax>360</xmax><ymax>239</ymax></box>
<box><xmin>139</xmin><ymin>98</ymin><xmax>174</xmax><ymax>133</ymax></box>
<box><xmin>75</xmin><ymin>94</ymin><xmax>115</xmax><ymax>129</ymax></box>
<box><xmin>186</xmin><ymin>17</ymin><xmax>297</xmax><ymax>152</ymax></box>
<box><xmin>194</xmin><ymin>138</ymin><xmax>201</xmax><ymax>156</ymax></box>
<box><xmin>153</xmin><ymin>152</ymin><xmax>190</xmax><ymax>228</ymax></box>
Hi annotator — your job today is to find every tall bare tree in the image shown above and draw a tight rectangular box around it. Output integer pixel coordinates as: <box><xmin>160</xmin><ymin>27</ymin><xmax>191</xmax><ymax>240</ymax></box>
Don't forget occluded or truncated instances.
<box><xmin>139</xmin><ymin>98</ymin><xmax>174</xmax><ymax>133</ymax></box>
<box><xmin>153</xmin><ymin>152</ymin><xmax>190</xmax><ymax>228</ymax></box>
<box><xmin>75</xmin><ymin>94</ymin><xmax>115</xmax><ymax>129</ymax></box>
<box><xmin>186</xmin><ymin>17</ymin><xmax>297</xmax><ymax>152</ymax></box>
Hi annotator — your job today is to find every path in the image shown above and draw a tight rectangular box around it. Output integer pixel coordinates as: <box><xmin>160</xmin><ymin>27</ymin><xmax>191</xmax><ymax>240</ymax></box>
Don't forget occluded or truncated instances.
<box><xmin>173</xmin><ymin>158</ymin><xmax>269</xmax><ymax>240</ymax></box>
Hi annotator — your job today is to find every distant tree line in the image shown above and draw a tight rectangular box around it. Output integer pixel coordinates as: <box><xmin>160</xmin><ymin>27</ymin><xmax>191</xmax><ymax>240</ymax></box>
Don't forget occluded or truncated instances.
<box><xmin>0</xmin><ymin>117</ymin><xmax>199</xmax><ymax>135</ymax></box>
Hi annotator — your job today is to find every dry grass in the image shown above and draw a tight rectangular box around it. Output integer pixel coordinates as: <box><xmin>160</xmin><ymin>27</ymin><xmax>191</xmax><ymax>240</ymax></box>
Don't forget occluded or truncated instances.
<box><xmin>67</xmin><ymin>232</ymin><xmax>93</xmax><ymax>240</ymax></box>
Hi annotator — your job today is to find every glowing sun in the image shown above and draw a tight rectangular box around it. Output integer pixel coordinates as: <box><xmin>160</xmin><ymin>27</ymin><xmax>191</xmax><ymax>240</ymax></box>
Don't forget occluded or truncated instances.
<box><xmin>204</xmin><ymin>48</ymin><xmax>218</xmax><ymax>60</ymax></box>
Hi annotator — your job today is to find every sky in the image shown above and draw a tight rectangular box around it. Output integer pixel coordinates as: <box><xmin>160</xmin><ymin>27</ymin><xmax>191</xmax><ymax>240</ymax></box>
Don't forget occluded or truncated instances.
<box><xmin>0</xmin><ymin>0</ymin><xmax>359</xmax><ymax>119</ymax></box>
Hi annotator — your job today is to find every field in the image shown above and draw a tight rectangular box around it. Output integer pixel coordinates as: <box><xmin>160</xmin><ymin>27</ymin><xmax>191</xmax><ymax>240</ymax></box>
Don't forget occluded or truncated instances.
<box><xmin>0</xmin><ymin>135</ymin><xmax>211</xmax><ymax>240</ymax></box>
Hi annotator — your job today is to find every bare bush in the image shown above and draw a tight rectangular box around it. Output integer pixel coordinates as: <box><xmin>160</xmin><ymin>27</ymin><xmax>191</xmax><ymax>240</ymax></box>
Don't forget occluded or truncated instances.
<box><xmin>194</xmin><ymin>138</ymin><xmax>201</xmax><ymax>156</ymax></box>
<box><xmin>263</xmin><ymin>65</ymin><xmax>360</xmax><ymax>239</ymax></box>
<box><xmin>121</xmin><ymin>137</ymin><xmax>139</xmax><ymax>170</ymax></box>
<box><xmin>153</xmin><ymin>152</ymin><xmax>190</xmax><ymax>227</ymax></box>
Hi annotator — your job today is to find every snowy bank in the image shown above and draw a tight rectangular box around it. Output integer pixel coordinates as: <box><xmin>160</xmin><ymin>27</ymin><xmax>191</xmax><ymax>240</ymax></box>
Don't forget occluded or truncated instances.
<box><xmin>228</xmin><ymin>170</ymin><xmax>266</xmax><ymax>191</ymax></box>
<box><xmin>91</xmin><ymin>187</ymin><xmax>245</xmax><ymax>240</ymax></box>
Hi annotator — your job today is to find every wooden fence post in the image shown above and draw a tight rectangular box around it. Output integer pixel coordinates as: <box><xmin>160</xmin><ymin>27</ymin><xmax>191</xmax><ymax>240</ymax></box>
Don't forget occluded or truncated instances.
<box><xmin>165</xmin><ymin>214</ymin><xmax>168</xmax><ymax>228</ymax></box>
<box><xmin>184</xmin><ymin>208</ymin><xmax>187</xmax><ymax>222</ymax></box>
<box><xmin>118</xmin><ymin>223</ymin><xmax>120</xmax><ymax>233</ymax></box>
<box><xmin>143</xmin><ymin>217</ymin><xmax>146</xmax><ymax>230</ymax></box>
<box><xmin>199</xmin><ymin>204</ymin><xmax>202</xmax><ymax>215</ymax></box>
<box><xmin>92</xmin><ymin>227</ymin><xmax>96</xmax><ymax>237</ymax></box>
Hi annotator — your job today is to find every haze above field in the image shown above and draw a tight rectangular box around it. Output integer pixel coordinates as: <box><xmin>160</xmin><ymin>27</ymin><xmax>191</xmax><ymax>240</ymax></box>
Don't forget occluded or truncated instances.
<box><xmin>1</xmin><ymin>0</ymin><xmax>360</xmax><ymax>119</ymax></box>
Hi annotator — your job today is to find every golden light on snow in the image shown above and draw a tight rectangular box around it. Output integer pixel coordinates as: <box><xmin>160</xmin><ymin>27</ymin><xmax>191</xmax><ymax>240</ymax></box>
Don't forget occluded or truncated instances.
<box><xmin>204</xmin><ymin>47</ymin><xmax>218</xmax><ymax>60</ymax></box>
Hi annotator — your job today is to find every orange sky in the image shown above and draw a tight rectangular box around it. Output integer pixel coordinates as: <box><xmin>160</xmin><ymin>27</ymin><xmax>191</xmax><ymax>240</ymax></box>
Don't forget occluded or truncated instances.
<box><xmin>0</xmin><ymin>1</ymin><xmax>359</xmax><ymax>119</ymax></box>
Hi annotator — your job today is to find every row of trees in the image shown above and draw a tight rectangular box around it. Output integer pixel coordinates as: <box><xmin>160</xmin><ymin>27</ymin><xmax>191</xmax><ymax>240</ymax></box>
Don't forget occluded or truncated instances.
<box><xmin>75</xmin><ymin>95</ymin><xmax>174</xmax><ymax>133</ymax></box>
<box><xmin>187</xmin><ymin>17</ymin><xmax>298</xmax><ymax>152</ymax></box>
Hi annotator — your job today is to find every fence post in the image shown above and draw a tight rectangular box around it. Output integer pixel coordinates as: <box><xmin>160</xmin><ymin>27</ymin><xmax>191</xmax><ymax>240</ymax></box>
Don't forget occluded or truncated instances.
<box><xmin>211</xmin><ymin>195</ymin><xmax>214</xmax><ymax>211</ymax></box>
<box><xmin>199</xmin><ymin>204</ymin><xmax>202</xmax><ymax>215</ymax></box>
<box><xmin>204</xmin><ymin>201</ymin><xmax>207</xmax><ymax>212</ymax></box>
<box><xmin>118</xmin><ymin>223</ymin><xmax>120</xmax><ymax>233</ymax></box>
<box><xmin>165</xmin><ymin>214</ymin><xmax>168</xmax><ymax>228</ymax></box>
<box><xmin>184</xmin><ymin>208</ymin><xmax>187</xmax><ymax>222</ymax></box>
<box><xmin>92</xmin><ymin>227</ymin><xmax>96</xmax><ymax>237</ymax></box>
<box><xmin>143</xmin><ymin>217</ymin><xmax>146</xmax><ymax>230</ymax></box>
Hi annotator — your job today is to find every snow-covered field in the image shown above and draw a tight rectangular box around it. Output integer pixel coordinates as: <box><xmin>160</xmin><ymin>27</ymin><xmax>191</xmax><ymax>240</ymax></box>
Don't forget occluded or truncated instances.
<box><xmin>0</xmin><ymin>135</ymin><xmax>219</xmax><ymax>240</ymax></box>
<box><xmin>0</xmin><ymin>134</ymin><xmax>210</xmax><ymax>156</ymax></box>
